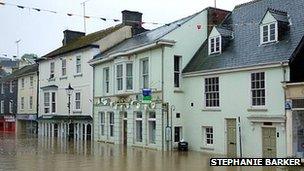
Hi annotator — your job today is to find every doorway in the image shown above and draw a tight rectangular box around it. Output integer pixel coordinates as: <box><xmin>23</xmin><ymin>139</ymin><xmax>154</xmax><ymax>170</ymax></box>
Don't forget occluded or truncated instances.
<box><xmin>122</xmin><ymin>112</ymin><xmax>127</xmax><ymax>145</ymax></box>
<box><xmin>262</xmin><ymin>127</ymin><xmax>277</xmax><ymax>158</ymax></box>
<box><xmin>226</xmin><ymin>119</ymin><xmax>237</xmax><ymax>157</ymax></box>
<box><xmin>174</xmin><ymin>126</ymin><xmax>182</xmax><ymax>142</ymax></box>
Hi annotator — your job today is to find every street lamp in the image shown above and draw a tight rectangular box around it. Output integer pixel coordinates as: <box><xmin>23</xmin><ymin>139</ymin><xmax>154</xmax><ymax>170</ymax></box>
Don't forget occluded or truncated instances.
<box><xmin>65</xmin><ymin>83</ymin><xmax>74</xmax><ymax>115</ymax></box>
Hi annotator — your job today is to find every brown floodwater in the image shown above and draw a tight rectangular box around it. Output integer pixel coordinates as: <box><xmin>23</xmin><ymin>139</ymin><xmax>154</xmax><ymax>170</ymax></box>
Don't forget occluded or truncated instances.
<box><xmin>0</xmin><ymin>133</ymin><xmax>303</xmax><ymax>171</ymax></box>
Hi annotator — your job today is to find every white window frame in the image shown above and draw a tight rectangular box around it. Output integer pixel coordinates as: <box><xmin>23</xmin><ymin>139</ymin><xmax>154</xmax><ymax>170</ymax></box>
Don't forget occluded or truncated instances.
<box><xmin>76</xmin><ymin>56</ymin><xmax>82</xmax><ymax>74</ymax></box>
<box><xmin>204</xmin><ymin>77</ymin><xmax>220</xmax><ymax>108</ymax></box>
<box><xmin>260</xmin><ymin>22</ymin><xmax>278</xmax><ymax>44</ymax></box>
<box><xmin>99</xmin><ymin>112</ymin><xmax>105</xmax><ymax>136</ymax></box>
<box><xmin>251</xmin><ymin>72</ymin><xmax>266</xmax><ymax>107</ymax></box>
<box><xmin>9</xmin><ymin>81</ymin><xmax>13</xmax><ymax>93</ymax></box>
<box><xmin>126</xmin><ymin>63</ymin><xmax>133</xmax><ymax>90</ymax></box>
<box><xmin>44</xmin><ymin>91</ymin><xmax>56</xmax><ymax>114</ymax></box>
<box><xmin>209</xmin><ymin>36</ymin><xmax>221</xmax><ymax>55</ymax></box>
<box><xmin>29</xmin><ymin>96</ymin><xmax>33</xmax><ymax>110</ymax></box>
<box><xmin>50</xmin><ymin>62</ymin><xmax>55</xmax><ymax>79</ymax></box>
<box><xmin>174</xmin><ymin>56</ymin><xmax>182</xmax><ymax>88</ymax></box>
<box><xmin>30</xmin><ymin>76</ymin><xmax>34</xmax><ymax>87</ymax></box>
<box><xmin>74</xmin><ymin>91</ymin><xmax>81</xmax><ymax>110</ymax></box>
<box><xmin>140</xmin><ymin>58</ymin><xmax>149</xmax><ymax>89</ymax></box>
<box><xmin>116</xmin><ymin>64</ymin><xmax>123</xmax><ymax>92</ymax></box>
<box><xmin>21</xmin><ymin>97</ymin><xmax>25</xmax><ymax>110</ymax></box>
<box><xmin>103</xmin><ymin>67</ymin><xmax>110</xmax><ymax>94</ymax></box>
<box><xmin>148</xmin><ymin>111</ymin><xmax>156</xmax><ymax>144</ymax></box>
<box><xmin>109</xmin><ymin>112</ymin><xmax>114</xmax><ymax>137</ymax></box>
<box><xmin>1</xmin><ymin>100</ymin><xmax>4</xmax><ymax>114</ymax></box>
<box><xmin>61</xmin><ymin>59</ymin><xmax>67</xmax><ymax>76</ymax></box>
<box><xmin>135</xmin><ymin>111</ymin><xmax>143</xmax><ymax>142</ymax></box>
<box><xmin>9</xmin><ymin>100</ymin><xmax>13</xmax><ymax>113</ymax></box>
<box><xmin>202</xmin><ymin>126</ymin><xmax>214</xmax><ymax>147</ymax></box>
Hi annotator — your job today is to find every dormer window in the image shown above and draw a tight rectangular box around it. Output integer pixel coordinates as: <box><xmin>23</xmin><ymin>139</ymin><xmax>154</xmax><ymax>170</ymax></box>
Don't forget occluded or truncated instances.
<box><xmin>261</xmin><ymin>22</ymin><xmax>277</xmax><ymax>44</ymax></box>
<box><xmin>209</xmin><ymin>36</ymin><xmax>221</xmax><ymax>55</ymax></box>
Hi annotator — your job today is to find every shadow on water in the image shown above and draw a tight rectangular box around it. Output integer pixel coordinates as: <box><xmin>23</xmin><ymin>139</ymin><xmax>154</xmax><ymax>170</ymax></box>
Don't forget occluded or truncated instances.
<box><xmin>0</xmin><ymin>133</ymin><xmax>303</xmax><ymax>171</ymax></box>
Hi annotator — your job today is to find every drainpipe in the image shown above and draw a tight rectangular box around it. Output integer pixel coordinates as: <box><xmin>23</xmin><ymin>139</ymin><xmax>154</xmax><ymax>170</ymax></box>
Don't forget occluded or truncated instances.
<box><xmin>161</xmin><ymin>45</ymin><xmax>165</xmax><ymax>151</ymax></box>
<box><xmin>92</xmin><ymin>64</ymin><xmax>96</xmax><ymax>141</ymax></box>
<box><xmin>238</xmin><ymin>117</ymin><xmax>242</xmax><ymax>157</ymax></box>
<box><xmin>36</xmin><ymin>68</ymin><xmax>39</xmax><ymax>135</ymax></box>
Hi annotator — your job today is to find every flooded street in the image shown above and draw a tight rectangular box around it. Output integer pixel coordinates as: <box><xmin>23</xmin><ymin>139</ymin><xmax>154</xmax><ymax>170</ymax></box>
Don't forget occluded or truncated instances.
<box><xmin>0</xmin><ymin>133</ymin><xmax>302</xmax><ymax>171</ymax></box>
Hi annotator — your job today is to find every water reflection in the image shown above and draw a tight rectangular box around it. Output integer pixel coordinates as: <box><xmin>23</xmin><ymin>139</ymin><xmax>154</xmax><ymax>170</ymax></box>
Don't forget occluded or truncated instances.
<box><xmin>0</xmin><ymin>133</ymin><xmax>303</xmax><ymax>171</ymax></box>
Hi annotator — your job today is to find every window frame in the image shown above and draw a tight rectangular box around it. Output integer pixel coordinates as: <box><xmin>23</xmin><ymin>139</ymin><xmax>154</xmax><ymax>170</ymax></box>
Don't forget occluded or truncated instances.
<box><xmin>260</xmin><ymin>22</ymin><xmax>278</xmax><ymax>44</ymax></box>
<box><xmin>61</xmin><ymin>59</ymin><xmax>67</xmax><ymax>76</ymax></box>
<box><xmin>126</xmin><ymin>63</ymin><xmax>133</xmax><ymax>90</ymax></box>
<box><xmin>109</xmin><ymin>112</ymin><xmax>114</xmax><ymax>137</ymax></box>
<box><xmin>76</xmin><ymin>56</ymin><xmax>82</xmax><ymax>74</ymax></box>
<box><xmin>148</xmin><ymin>111</ymin><xmax>156</xmax><ymax>144</ymax></box>
<box><xmin>74</xmin><ymin>91</ymin><xmax>81</xmax><ymax>110</ymax></box>
<box><xmin>50</xmin><ymin>62</ymin><xmax>55</xmax><ymax>79</ymax></box>
<box><xmin>116</xmin><ymin>64</ymin><xmax>123</xmax><ymax>92</ymax></box>
<box><xmin>204</xmin><ymin>77</ymin><xmax>220</xmax><ymax>108</ymax></box>
<box><xmin>140</xmin><ymin>58</ymin><xmax>149</xmax><ymax>89</ymax></box>
<box><xmin>29</xmin><ymin>96</ymin><xmax>33</xmax><ymax>110</ymax></box>
<box><xmin>0</xmin><ymin>100</ymin><xmax>4</xmax><ymax>114</ymax></box>
<box><xmin>9</xmin><ymin>100</ymin><xmax>13</xmax><ymax>113</ymax></box>
<box><xmin>202</xmin><ymin>126</ymin><xmax>214</xmax><ymax>147</ymax></box>
<box><xmin>250</xmin><ymin>72</ymin><xmax>266</xmax><ymax>107</ymax></box>
<box><xmin>99</xmin><ymin>112</ymin><xmax>105</xmax><ymax>136</ymax></box>
<box><xmin>209</xmin><ymin>36</ymin><xmax>221</xmax><ymax>55</ymax></box>
<box><xmin>174</xmin><ymin>55</ymin><xmax>182</xmax><ymax>88</ymax></box>
<box><xmin>135</xmin><ymin>111</ymin><xmax>143</xmax><ymax>142</ymax></box>
<box><xmin>21</xmin><ymin>97</ymin><xmax>25</xmax><ymax>110</ymax></box>
<box><xmin>44</xmin><ymin>91</ymin><xmax>56</xmax><ymax>114</ymax></box>
<box><xmin>103</xmin><ymin>67</ymin><xmax>110</xmax><ymax>94</ymax></box>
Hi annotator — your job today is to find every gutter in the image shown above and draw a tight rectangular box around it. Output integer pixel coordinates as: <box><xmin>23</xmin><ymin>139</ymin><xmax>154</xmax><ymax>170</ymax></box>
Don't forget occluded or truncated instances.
<box><xmin>89</xmin><ymin>40</ymin><xmax>175</xmax><ymax>66</ymax></box>
<box><xmin>183</xmin><ymin>61</ymin><xmax>289</xmax><ymax>77</ymax></box>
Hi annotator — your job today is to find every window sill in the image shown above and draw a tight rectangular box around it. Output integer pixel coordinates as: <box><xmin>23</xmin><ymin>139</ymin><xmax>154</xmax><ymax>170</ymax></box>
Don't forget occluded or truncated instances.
<box><xmin>48</xmin><ymin>78</ymin><xmax>55</xmax><ymax>82</ymax></box>
<box><xmin>247</xmin><ymin>108</ymin><xmax>268</xmax><ymax>112</ymax></box>
<box><xmin>200</xmin><ymin>146</ymin><xmax>214</xmax><ymax>151</ymax></box>
<box><xmin>173</xmin><ymin>89</ymin><xmax>184</xmax><ymax>93</ymax></box>
<box><xmin>202</xmin><ymin>108</ymin><xmax>221</xmax><ymax>112</ymax></box>
<box><xmin>260</xmin><ymin>41</ymin><xmax>278</xmax><ymax>46</ymax></box>
<box><xmin>73</xmin><ymin>110</ymin><xmax>82</xmax><ymax>113</ymax></box>
<box><xmin>60</xmin><ymin>76</ymin><xmax>68</xmax><ymax>80</ymax></box>
<box><xmin>74</xmin><ymin>73</ymin><xmax>83</xmax><ymax>78</ymax></box>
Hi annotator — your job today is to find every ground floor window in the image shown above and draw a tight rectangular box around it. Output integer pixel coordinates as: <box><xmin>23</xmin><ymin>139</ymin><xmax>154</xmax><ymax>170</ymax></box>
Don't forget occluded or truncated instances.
<box><xmin>99</xmin><ymin>112</ymin><xmax>105</xmax><ymax>136</ymax></box>
<box><xmin>202</xmin><ymin>126</ymin><xmax>214</xmax><ymax>146</ymax></box>
<box><xmin>135</xmin><ymin>112</ymin><xmax>143</xmax><ymax>142</ymax></box>
<box><xmin>293</xmin><ymin>111</ymin><xmax>304</xmax><ymax>158</ymax></box>
<box><xmin>148</xmin><ymin>112</ymin><xmax>156</xmax><ymax>144</ymax></box>
<box><xmin>109</xmin><ymin>112</ymin><xmax>114</xmax><ymax>137</ymax></box>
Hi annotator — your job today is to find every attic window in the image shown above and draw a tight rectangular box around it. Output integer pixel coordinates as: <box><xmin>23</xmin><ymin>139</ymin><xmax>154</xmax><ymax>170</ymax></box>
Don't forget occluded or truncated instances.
<box><xmin>261</xmin><ymin>22</ymin><xmax>277</xmax><ymax>44</ymax></box>
<box><xmin>209</xmin><ymin>36</ymin><xmax>221</xmax><ymax>55</ymax></box>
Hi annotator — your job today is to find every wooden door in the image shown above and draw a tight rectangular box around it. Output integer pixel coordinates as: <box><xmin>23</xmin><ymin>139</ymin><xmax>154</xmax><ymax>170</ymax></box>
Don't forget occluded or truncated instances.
<box><xmin>226</xmin><ymin>119</ymin><xmax>237</xmax><ymax>157</ymax></box>
<box><xmin>262</xmin><ymin>127</ymin><xmax>277</xmax><ymax>158</ymax></box>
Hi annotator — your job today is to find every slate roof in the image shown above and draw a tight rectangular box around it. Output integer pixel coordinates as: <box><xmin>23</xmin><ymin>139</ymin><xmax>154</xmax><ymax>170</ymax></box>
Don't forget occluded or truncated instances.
<box><xmin>0</xmin><ymin>60</ymin><xmax>18</xmax><ymax>68</ymax></box>
<box><xmin>0</xmin><ymin>64</ymin><xmax>38</xmax><ymax>82</ymax></box>
<box><xmin>39</xmin><ymin>24</ymin><xmax>125</xmax><ymax>60</ymax></box>
<box><xmin>90</xmin><ymin>10</ymin><xmax>203</xmax><ymax>63</ymax></box>
<box><xmin>183</xmin><ymin>0</ymin><xmax>304</xmax><ymax>73</ymax></box>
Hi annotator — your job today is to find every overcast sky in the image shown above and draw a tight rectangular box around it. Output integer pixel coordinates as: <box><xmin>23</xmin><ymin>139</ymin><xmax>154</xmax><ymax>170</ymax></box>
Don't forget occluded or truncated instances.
<box><xmin>0</xmin><ymin>0</ymin><xmax>252</xmax><ymax>58</ymax></box>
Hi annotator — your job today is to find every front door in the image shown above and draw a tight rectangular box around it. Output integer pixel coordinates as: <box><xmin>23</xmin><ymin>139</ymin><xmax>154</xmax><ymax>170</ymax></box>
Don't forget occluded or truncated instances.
<box><xmin>226</xmin><ymin>119</ymin><xmax>237</xmax><ymax>157</ymax></box>
<box><xmin>262</xmin><ymin>127</ymin><xmax>277</xmax><ymax>158</ymax></box>
<box><xmin>123</xmin><ymin>120</ymin><xmax>127</xmax><ymax>145</ymax></box>
<box><xmin>174</xmin><ymin>127</ymin><xmax>182</xmax><ymax>142</ymax></box>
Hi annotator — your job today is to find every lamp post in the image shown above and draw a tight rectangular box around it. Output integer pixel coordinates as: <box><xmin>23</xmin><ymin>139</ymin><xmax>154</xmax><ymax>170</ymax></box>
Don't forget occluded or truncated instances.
<box><xmin>65</xmin><ymin>83</ymin><xmax>74</xmax><ymax>115</ymax></box>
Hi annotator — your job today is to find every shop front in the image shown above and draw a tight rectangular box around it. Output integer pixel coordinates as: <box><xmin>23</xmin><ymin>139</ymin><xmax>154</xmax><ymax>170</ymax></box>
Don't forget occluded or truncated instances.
<box><xmin>0</xmin><ymin>115</ymin><xmax>16</xmax><ymax>132</ymax></box>
<box><xmin>16</xmin><ymin>114</ymin><xmax>38</xmax><ymax>135</ymax></box>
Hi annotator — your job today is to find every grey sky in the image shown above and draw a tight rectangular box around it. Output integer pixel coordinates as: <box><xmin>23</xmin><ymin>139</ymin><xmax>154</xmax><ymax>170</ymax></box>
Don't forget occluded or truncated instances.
<box><xmin>0</xmin><ymin>0</ymin><xmax>252</xmax><ymax>58</ymax></box>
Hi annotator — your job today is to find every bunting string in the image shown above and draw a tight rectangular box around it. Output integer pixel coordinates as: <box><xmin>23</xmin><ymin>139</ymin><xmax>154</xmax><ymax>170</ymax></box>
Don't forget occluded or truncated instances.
<box><xmin>0</xmin><ymin>1</ymin><xmax>271</xmax><ymax>27</ymax></box>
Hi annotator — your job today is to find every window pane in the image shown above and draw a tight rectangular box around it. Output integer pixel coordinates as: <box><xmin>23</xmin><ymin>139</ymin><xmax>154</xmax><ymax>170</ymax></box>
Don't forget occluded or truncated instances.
<box><xmin>126</xmin><ymin>64</ymin><xmax>133</xmax><ymax>90</ymax></box>
<box><xmin>204</xmin><ymin>77</ymin><xmax>220</xmax><ymax>107</ymax></box>
<box><xmin>251</xmin><ymin>72</ymin><xmax>265</xmax><ymax>106</ymax></box>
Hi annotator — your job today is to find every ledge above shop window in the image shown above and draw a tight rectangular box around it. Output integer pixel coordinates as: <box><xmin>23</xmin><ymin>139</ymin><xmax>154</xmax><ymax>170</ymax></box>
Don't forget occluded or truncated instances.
<box><xmin>74</xmin><ymin>73</ymin><xmax>83</xmax><ymax>78</ymax></box>
<box><xmin>202</xmin><ymin>107</ymin><xmax>221</xmax><ymax>112</ymax></box>
<box><xmin>59</xmin><ymin>76</ymin><xmax>68</xmax><ymax>80</ymax></box>
<box><xmin>247</xmin><ymin>107</ymin><xmax>268</xmax><ymax>112</ymax></box>
<box><xmin>48</xmin><ymin>78</ymin><xmax>55</xmax><ymax>82</ymax></box>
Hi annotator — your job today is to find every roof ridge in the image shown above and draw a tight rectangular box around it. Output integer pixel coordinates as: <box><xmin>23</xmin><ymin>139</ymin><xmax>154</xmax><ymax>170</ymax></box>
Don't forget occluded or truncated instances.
<box><xmin>235</xmin><ymin>0</ymin><xmax>263</xmax><ymax>9</ymax></box>
<box><xmin>267</xmin><ymin>8</ymin><xmax>288</xmax><ymax>15</ymax></box>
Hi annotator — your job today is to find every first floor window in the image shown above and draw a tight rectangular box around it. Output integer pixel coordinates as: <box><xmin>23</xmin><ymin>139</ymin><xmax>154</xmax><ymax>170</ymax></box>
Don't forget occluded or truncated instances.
<box><xmin>76</xmin><ymin>56</ymin><xmax>82</xmax><ymax>74</ymax></box>
<box><xmin>116</xmin><ymin>64</ymin><xmax>123</xmax><ymax>91</ymax></box>
<box><xmin>29</xmin><ymin>96</ymin><xmax>33</xmax><ymax>110</ymax></box>
<box><xmin>109</xmin><ymin>112</ymin><xmax>114</xmax><ymax>137</ymax></box>
<box><xmin>203</xmin><ymin>126</ymin><xmax>214</xmax><ymax>146</ymax></box>
<box><xmin>135</xmin><ymin>112</ymin><xmax>143</xmax><ymax>142</ymax></box>
<box><xmin>30</xmin><ymin>76</ymin><xmax>34</xmax><ymax>87</ymax></box>
<box><xmin>75</xmin><ymin>92</ymin><xmax>81</xmax><ymax>110</ymax></box>
<box><xmin>44</xmin><ymin>92</ymin><xmax>50</xmax><ymax>113</ymax></box>
<box><xmin>103</xmin><ymin>67</ymin><xmax>109</xmax><ymax>94</ymax></box>
<box><xmin>51</xmin><ymin>92</ymin><xmax>56</xmax><ymax>113</ymax></box>
<box><xmin>148</xmin><ymin>112</ymin><xmax>156</xmax><ymax>144</ymax></box>
<box><xmin>174</xmin><ymin>56</ymin><xmax>181</xmax><ymax>88</ymax></box>
<box><xmin>0</xmin><ymin>100</ymin><xmax>4</xmax><ymax>113</ymax></box>
<box><xmin>251</xmin><ymin>72</ymin><xmax>265</xmax><ymax>106</ymax></box>
<box><xmin>126</xmin><ymin>63</ymin><xmax>133</xmax><ymax>90</ymax></box>
<box><xmin>141</xmin><ymin>59</ymin><xmax>149</xmax><ymax>89</ymax></box>
<box><xmin>62</xmin><ymin>59</ymin><xmax>67</xmax><ymax>76</ymax></box>
<box><xmin>205</xmin><ymin>77</ymin><xmax>220</xmax><ymax>107</ymax></box>
<box><xmin>50</xmin><ymin>62</ymin><xmax>55</xmax><ymax>78</ymax></box>
<box><xmin>9</xmin><ymin>101</ymin><xmax>13</xmax><ymax>113</ymax></box>
<box><xmin>99</xmin><ymin>112</ymin><xmax>105</xmax><ymax>136</ymax></box>
<box><xmin>21</xmin><ymin>97</ymin><xmax>24</xmax><ymax>110</ymax></box>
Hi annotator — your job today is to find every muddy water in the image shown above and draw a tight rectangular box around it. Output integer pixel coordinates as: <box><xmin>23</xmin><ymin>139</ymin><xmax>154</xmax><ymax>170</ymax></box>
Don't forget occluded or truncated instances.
<box><xmin>0</xmin><ymin>133</ymin><xmax>302</xmax><ymax>171</ymax></box>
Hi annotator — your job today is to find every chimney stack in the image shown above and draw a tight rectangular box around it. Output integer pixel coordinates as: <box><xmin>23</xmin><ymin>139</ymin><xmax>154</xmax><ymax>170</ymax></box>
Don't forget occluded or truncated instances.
<box><xmin>122</xmin><ymin>10</ymin><xmax>143</xmax><ymax>28</ymax></box>
<box><xmin>62</xmin><ymin>30</ymin><xmax>85</xmax><ymax>45</ymax></box>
